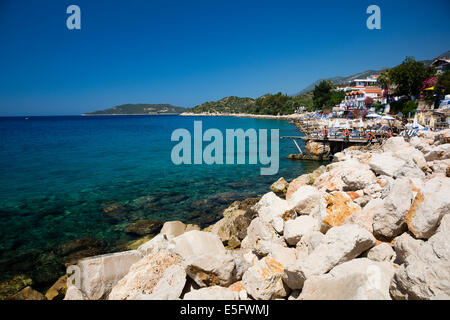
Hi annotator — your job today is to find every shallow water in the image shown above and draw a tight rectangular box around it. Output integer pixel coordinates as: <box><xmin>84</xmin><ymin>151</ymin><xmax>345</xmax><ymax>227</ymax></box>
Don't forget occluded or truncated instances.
<box><xmin>0</xmin><ymin>115</ymin><xmax>324</xmax><ymax>283</ymax></box>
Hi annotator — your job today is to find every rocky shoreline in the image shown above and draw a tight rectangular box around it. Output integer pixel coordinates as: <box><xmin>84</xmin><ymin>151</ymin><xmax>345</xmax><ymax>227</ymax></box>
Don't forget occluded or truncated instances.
<box><xmin>180</xmin><ymin>112</ymin><xmax>305</xmax><ymax>120</ymax></box>
<box><xmin>4</xmin><ymin>129</ymin><xmax>450</xmax><ymax>300</ymax></box>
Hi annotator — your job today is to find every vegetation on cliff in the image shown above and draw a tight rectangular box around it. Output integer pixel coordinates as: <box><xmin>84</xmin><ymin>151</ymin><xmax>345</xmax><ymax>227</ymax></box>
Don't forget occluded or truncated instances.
<box><xmin>86</xmin><ymin>104</ymin><xmax>185</xmax><ymax>115</ymax></box>
<box><xmin>188</xmin><ymin>92</ymin><xmax>313</xmax><ymax>115</ymax></box>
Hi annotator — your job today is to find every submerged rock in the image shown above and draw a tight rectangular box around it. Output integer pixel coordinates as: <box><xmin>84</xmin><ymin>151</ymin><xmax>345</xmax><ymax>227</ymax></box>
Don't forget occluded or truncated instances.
<box><xmin>45</xmin><ymin>274</ymin><xmax>67</xmax><ymax>300</ymax></box>
<box><xmin>10</xmin><ymin>286</ymin><xmax>46</xmax><ymax>300</ymax></box>
<box><xmin>125</xmin><ymin>219</ymin><xmax>164</xmax><ymax>236</ymax></box>
<box><xmin>270</xmin><ymin>177</ymin><xmax>289</xmax><ymax>197</ymax></box>
<box><xmin>0</xmin><ymin>274</ymin><xmax>33</xmax><ymax>300</ymax></box>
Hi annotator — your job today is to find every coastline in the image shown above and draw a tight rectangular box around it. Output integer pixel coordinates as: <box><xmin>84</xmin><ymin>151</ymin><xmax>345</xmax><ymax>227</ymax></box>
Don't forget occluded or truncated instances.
<box><xmin>81</xmin><ymin>113</ymin><xmax>181</xmax><ymax>116</ymax></box>
<box><xmin>180</xmin><ymin>112</ymin><xmax>304</xmax><ymax>120</ymax></box>
<box><xmin>54</xmin><ymin>129</ymin><xmax>450</xmax><ymax>300</ymax></box>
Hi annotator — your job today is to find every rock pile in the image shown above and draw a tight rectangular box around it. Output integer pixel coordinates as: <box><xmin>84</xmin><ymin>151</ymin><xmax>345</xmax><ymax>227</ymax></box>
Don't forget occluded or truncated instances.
<box><xmin>62</xmin><ymin>130</ymin><xmax>450</xmax><ymax>300</ymax></box>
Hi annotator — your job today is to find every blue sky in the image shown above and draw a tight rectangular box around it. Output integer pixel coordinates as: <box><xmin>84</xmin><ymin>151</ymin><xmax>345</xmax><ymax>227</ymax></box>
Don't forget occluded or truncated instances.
<box><xmin>0</xmin><ymin>0</ymin><xmax>449</xmax><ymax>116</ymax></box>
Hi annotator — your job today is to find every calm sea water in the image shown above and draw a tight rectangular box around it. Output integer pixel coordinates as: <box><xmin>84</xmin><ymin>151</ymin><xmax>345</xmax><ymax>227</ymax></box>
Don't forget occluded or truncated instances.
<box><xmin>0</xmin><ymin>115</ymin><xmax>323</xmax><ymax>283</ymax></box>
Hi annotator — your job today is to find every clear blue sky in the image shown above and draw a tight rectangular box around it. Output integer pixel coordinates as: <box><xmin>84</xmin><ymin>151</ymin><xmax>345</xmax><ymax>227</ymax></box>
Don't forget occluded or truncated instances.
<box><xmin>0</xmin><ymin>0</ymin><xmax>449</xmax><ymax>116</ymax></box>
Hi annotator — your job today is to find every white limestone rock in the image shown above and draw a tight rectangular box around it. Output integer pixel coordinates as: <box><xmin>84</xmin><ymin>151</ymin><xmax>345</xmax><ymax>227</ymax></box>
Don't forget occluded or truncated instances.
<box><xmin>108</xmin><ymin>252</ymin><xmax>185</xmax><ymax>300</ymax></box>
<box><xmin>64</xmin><ymin>285</ymin><xmax>87</xmax><ymax>300</ymax></box>
<box><xmin>406</xmin><ymin>176</ymin><xmax>450</xmax><ymax>239</ymax></box>
<box><xmin>283</xmin><ymin>224</ymin><xmax>376</xmax><ymax>289</ymax></box>
<box><xmin>170</xmin><ymin>231</ymin><xmax>235</xmax><ymax>287</ymax></box>
<box><xmin>372</xmin><ymin>178</ymin><xmax>415</xmax><ymax>239</ymax></box>
<box><xmin>251</xmin><ymin>192</ymin><xmax>289</xmax><ymax>223</ymax></box>
<box><xmin>242</xmin><ymin>257</ymin><xmax>288</xmax><ymax>300</ymax></box>
<box><xmin>283</xmin><ymin>224</ymin><xmax>376</xmax><ymax>290</ymax></box>
<box><xmin>393</xmin><ymin>232</ymin><xmax>424</xmax><ymax>265</ymax></box>
<box><xmin>240</xmin><ymin>217</ymin><xmax>285</xmax><ymax>252</ymax></box>
<box><xmin>390</xmin><ymin>215</ymin><xmax>450</xmax><ymax>300</ymax></box>
<box><xmin>75</xmin><ymin>250</ymin><xmax>143</xmax><ymax>300</ymax></box>
<box><xmin>369</xmin><ymin>152</ymin><xmax>406</xmax><ymax>177</ymax></box>
<box><xmin>283</xmin><ymin>216</ymin><xmax>319</xmax><ymax>246</ymax></box>
<box><xmin>299</xmin><ymin>258</ymin><xmax>395</xmax><ymax>300</ymax></box>
<box><xmin>184</xmin><ymin>286</ymin><xmax>239</xmax><ymax>300</ymax></box>
<box><xmin>287</xmin><ymin>185</ymin><xmax>327</xmax><ymax>220</ymax></box>
<box><xmin>366</xmin><ymin>243</ymin><xmax>396</xmax><ymax>263</ymax></box>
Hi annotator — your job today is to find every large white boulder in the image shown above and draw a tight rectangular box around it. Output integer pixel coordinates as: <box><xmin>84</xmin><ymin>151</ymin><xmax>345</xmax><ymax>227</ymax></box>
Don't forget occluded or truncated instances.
<box><xmin>108</xmin><ymin>252</ymin><xmax>185</xmax><ymax>300</ymax></box>
<box><xmin>390</xmin><ymin>215</ymin><xmax>450</xmax><ymax>299</ymax></box>
<box><xmin>366</xmin><ymin>243</ymin><xmax>396</xmax><ymax>263</ymax></box>
<box><xmin>405</xmin><ymin>176</ymin><xmax>450</xmax><ymax>239</ymax></box>
<box><xmin>137</xmin><ymin>233</ymin><xmax>170</xmax><ymax>256</ymax></box>
<box><xmin>184</xmin><ymin>253</ymin><xmax>235</xmax><ymax>287</ymax></box>
<box><xmin>424</xmin><ymin>144</ymin><xmax>450</xmax><ymax>161</ymax></box>
<box><xmin>345</xmin><ymin>198</ymin><xmax>383</xmax><ymax>233</ymax></box>
<box><xmin>75</xmin><ymin>250</ymin><xmax>143</xmax><ymax>300</ymax></box>
<box><xmin>299</xmin><ymin>258</ymin><xmax>395</xmax><ymax>300</ymax></box>
<box><xmin>184</xmin><ymin>286</ymin><xmax>239</xmax><ymax>300</ymax></box>
<box><xmin>159</xmin><ymin>221</ymin><xmax>199</xmax><ymax>240</ymax></box>
<box><xmin>393</xmin><ymin>232</ymin><xmax>424</xmax><ymax>265</ymax></box>
<box><xmin>369</xmin><ymin>152</ymin><xmax>406</xmax><ymax>177</ymax></box>
<box><xmin>240</xmin><ymin>217</ymin><xmax>285</xmax><ymax>252</ymax></box>
<box><xmin>341</xmin><ymin>165</ymin><xmax>376</xmax><ymax>191</ymax></box>
<box><xmin>170</xmin><ymin>231</ymin><xmax>235</xmax><ymax>287</ymax></box>
<box><xmin>251</xmin><ymin>192</ymin><xmax>289</xmax><ymax>223</ymax></box>
<box><xmin>372</xmin><ymin>178</ymin><xmax>415</xmax><ymax>239</ymax></box>
<box><xmin>284</xmin><ymin>224</ymin><xmax>376</xmax><ymax>290</ymax></box>
<box><xmin>287</xmin><ymin>185</ymin><xmax>327</xmax><ymax>218</ymax></box>
<box><xmin>283</xmin><ymin>216</ymin><xmax>319</xmax><ymax>246</ymax></box>
<box><xmin>295</xmin><ymin>231</ymin><xmax>324</xmax><ymax>261</ymax></box>
<box><xmin>242</xmin><ymin>257</ymin><xmax>288</xmax><ymax>300</ymax></box>
<box><xmin>64</xmin><ymin>285</ymin><xmax>87</xmax><ymax>300</ymax></box>
<box><xmin>171</xmin><ymin>230</ymin><xmax>226</xmax><ymax>259</ymax></box>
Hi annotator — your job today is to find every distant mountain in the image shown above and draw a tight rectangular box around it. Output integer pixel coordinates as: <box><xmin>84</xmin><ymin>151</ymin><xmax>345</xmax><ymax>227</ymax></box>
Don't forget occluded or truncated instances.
<box><xmin>84</xmin><ymin>104</ymin><xmax>186</xmax><ymax>115</ymax></box>
<box><xmin>294</xmin><ymin>50</ymin><xmax>450</xmax><ymax>96</ymax></box>
<box><xmin>436</xmin><ymin>50</ymin><xmax>450</xmax><ymax>60</ymax></box>
<box><xmin>188</xmin><ymin>96</ymin><xmax>256</xmax><ymax>114</ymax></box>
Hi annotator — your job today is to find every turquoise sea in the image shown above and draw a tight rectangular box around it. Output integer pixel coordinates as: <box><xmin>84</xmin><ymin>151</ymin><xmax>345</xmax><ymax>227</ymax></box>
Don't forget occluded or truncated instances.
<box><xmin>0</xmin><ymin>115</ymin><xmax>324</xmax><ymax>287</ymax></box>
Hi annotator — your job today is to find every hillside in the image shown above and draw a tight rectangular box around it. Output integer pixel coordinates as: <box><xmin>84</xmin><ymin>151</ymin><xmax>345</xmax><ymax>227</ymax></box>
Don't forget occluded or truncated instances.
<box><xmin>85</xmin><ymin>104</ymin><xmax>186</xmax><ymax>115</ymax></box>
<box><xmin>187</xmin><ymin>92</ymin><xmax>313</xmax><ymax>115</ymax></box>
<box><xmin>188</xmin><ymin>96</ymin><xmax>256</xmax><ymax>114</ymax></box>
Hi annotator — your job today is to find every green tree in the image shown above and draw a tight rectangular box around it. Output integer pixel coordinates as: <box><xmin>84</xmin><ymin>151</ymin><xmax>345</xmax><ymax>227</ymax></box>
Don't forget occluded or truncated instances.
<box><xmin>388</xmin><ymin>57</ymin><xmax>435</xmax><ymax>99</ymax></box>
<box><xmin>435</xmin><ymin>70</ymin><xmax>450</xmax><ymax>100</ymax></box>
<box><xmin>329</xmin><ymin>90</ymin><xmax>345</xmax><ymax>107</ymax></box>
<box><xmin>313</xmin><ymin>80</ymin><xmax>333</xmax><ymax>110</ymax></box>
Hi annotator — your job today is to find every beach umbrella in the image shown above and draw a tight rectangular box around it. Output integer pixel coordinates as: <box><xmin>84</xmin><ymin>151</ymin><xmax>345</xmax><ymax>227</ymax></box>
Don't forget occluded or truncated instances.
<box><xmin>359</xmin><ymin>118</ymin><xmax>364</xmax><ymax>128</ymax></box>
<box><xmin>430</xmin><ymin>116</ymin><xmax>435</xmax><ymax>128</ymax></box>
<box><xmin>413</xmin><ymin>114</ymin><xmax>419</xmax><ymax>127</ymax></box>
<box><xmin>334</xmin><ymin>119</ymin><xmax>340</xmax><ymax>128</ymax></box>
<box><xmin>366</xmin><ymin>113</ymin><xmax>381</xmax><ymax>119</ymax></box>
<box><xmin>419</xmin><ymin>113</ymin><xmax>425</xmax><ymax>125</ymax></box>
<box><xmin>381</xmin><ymin>115</ymin><xmax>395</xmax><ymax>120</ymax></box>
